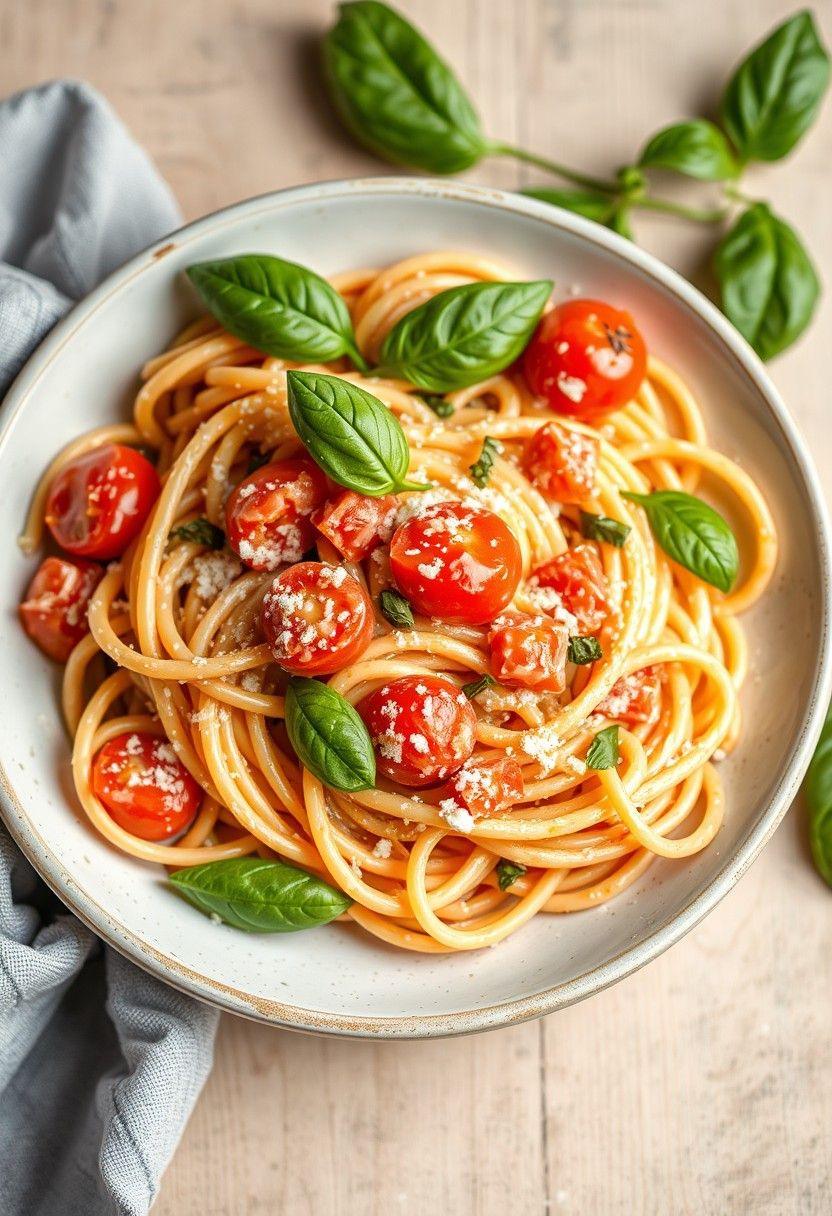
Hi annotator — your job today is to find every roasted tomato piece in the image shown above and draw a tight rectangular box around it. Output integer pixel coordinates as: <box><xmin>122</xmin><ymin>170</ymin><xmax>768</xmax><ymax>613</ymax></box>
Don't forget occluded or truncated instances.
<box><xmin>45</xmin><ymin>443</ymin><xmax>160</xmax><ymax>560</ymax></box>
<box><xmin>225</xmin><ymin>458</ymin><xmax>328</xmax><ymax>571</ymax></box>
<box><xmin>389</xmin><ymin>501</ymin><xmax>522</xmax><ymax>626</ymax></box>
<box><xmin>19</xmin><ymin>556</ymin><xmax>103</xmax><ymax>663</ymax></box>
<box><xmin>442</xmin><ymin>756</ymin><xmax>525</xmax><ymax>819</ymax></box>
<box><xmin>91</xmin><ymin>732</ymin><xmax>201</xmax><ymax>840</ymax></box>
<box><xmin>523</xmin><ymin>299</ymin><xmax>647</xmax><ymax>419</ymax></box>
<box><xmin>357</xmin><ymin>674</ymin><xmax>476</xmax><ymax>787</ymax></box>
<box><xmin>523</xmin><ymin>419</ymin><xmax>598</xmax><ymax>504</ymax></box>
<box><xmin>530</xmin><ymin>543</ymin><xmax>610</xmax><ymax>633</ymax></box>
<box><xmin>489</xmin><ymin>613</ymin><xmax>569</xmax><ymax>692</ymax></box>
<box><xmin>313</xmin><ymin>490</ymin><xmax>398</xmax><ymax>561</ymax></box>
<box><xmin>261</xmin><ymin>561</ymin><xmax>373</xmax><ymax>676</ymax></box>
<box><xmin>597</xmin><ymin>668</ymin><xmax>662</xmax><ymax>726</ymax></box>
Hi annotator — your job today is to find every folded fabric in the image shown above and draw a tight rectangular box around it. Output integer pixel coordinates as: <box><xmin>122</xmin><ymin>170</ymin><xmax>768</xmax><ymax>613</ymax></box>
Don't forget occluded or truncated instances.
<box><xmin>0</xmin><ymin>79</ymin><xmax>219</xmax><ymax>1216</ymax></box>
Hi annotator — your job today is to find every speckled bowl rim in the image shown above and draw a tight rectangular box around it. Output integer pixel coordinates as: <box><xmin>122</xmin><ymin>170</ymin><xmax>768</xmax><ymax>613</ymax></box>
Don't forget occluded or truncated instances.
<box><xmin>1</xmin><ymin>177</ymin><xmax>830</xmax><ymax>1039</ymax></box>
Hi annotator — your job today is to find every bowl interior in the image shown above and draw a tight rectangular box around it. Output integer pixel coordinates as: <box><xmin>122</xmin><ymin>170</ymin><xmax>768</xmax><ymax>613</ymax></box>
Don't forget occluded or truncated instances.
<box><xmin>0</xmin><ymin>180</ymin><xmax>827</xmax><ymax>1035</ymax></box>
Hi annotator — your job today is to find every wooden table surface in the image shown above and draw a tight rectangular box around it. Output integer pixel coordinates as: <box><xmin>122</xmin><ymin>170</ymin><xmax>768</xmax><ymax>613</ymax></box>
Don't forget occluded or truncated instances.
<box><xmin>5</xmin><ymin>1</ymin><xmax>832</xmax><ymax>1212</ymax></box>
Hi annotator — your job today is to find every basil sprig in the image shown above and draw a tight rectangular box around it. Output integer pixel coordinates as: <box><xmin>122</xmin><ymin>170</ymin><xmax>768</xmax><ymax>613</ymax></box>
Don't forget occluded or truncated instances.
<box><xmin>376</xmin><ymin>279</ymin><xmax>552</xmax><ymax>392</ymax></box>
<box><xmin>568</xmin><ymin>636</ymin><xmax>602</xmax><ymax>666</ymax></box>
<box><xmin>496</xmin><ymin>859</ymin><xmax>527</xmax><ymax>891</ymax></box>
<box><xmin>587</xmin><ymin>725</ymin><xmax>620</xmax><ymax>771</ymax></box>
<box><xmin>169</xmin><ymin>857</ymin><xmax>351</xmax><ymax>932</ymax></box>
<box><xmin>186</xmin><ymin>254</ymin><xmax>367</xmax><ymax>370</ymax></box>
<box><xmin>285</xmin><ymin>676</ymin><xmax>376</xmax><ymax>792</ymax></box>
<box><xmin>462</xmin><ymin>673</ymin><xmax>495</xmax><ymax>701</ymax></box>
<box><xmin>622</xmin><ymin>490</ymin><xmax>739</xmax><ymax>593</ymax></box>
<box><xmin>639</xmin><ymin>120</ymin><xmax>739</xmax><ymax>181</ymax></box>
<box><xmin>805</xmin><ymin>707</ymin><xmax>832</xmax><ymax>889</ymax></box>
<box><xmin>379</xmin><ymin>589</ymin><xmax>414</xmax><ymax>628</ymax></box>
<box><xmin>469</xmin><ymin>437</ymin><xmax>501</xmax><ymax>488</ymax></box>
<box><xmin>169</xmin><ymin>518</ymin><xmax>225</xmax><ymax>549</ymax></box>
<box><xmin>580</xmin><ymin>511</ymin><xmax>631</xmax><ymax>548</ymax></box>
<box><xmin>287</xmin><ymin>370</ymin><xmax>424</xmax><ymax>496</ymax></box>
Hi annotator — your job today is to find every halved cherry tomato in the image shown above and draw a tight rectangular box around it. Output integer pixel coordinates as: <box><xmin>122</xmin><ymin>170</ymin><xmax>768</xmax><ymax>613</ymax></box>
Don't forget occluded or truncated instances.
<box><xmin>442</xmin><ymin>756</ymin><xmax>524</xmax><ymax>819</ymax></box>
<box><xmin>357</xmin><ymin>674</ymin><xmax>476</xmax><ymax>787</ymax></box>
<box><xmin>598</xmin><ymin>668</ymin><xmax>662</xmax><ymax>726</ymax></box>
<box><xmin>523</xmin><ymin>299</ymin><xmax>647</xmax><ymax>419</ymax></box>
<box><xmin>530</xmin><ymin>543</ymin><xmax>610</xmax><ymax>633</ymax></box>
<box><xmin>45</xmin><ymin>444</ymin><xmax>160</xmax><ymax>560</ymax></box>
<box><xmin>19</xmin><ymin>556</ymin><xmax>103</xmax><ymax>662</ymax></box>
<box><xmin>261</xmin><ymin>561</ymin><xmax>373</xmax><ymax>676</ymax></box>
<box><xmin>313</xmin><ymin>490</ymin><xmax>398</xmax><ymax>561</ymax></box>
<box><xmin>225</xmin><ymin>458</ymin><xmax>328</xmax><ymax>571</ymax></box>
<box><xmin>389</xmin><ymin>501</ymin><xmax>522</xmax><ymax>626</ymax></box>
<box><xmin>523</xmin><ymin>420</ymin><xmax>598</xmax><ymax>503</ymax></box>
<box><xmin>91</xmin><ymin>732</ymin><xmax>201</xmax><ymax>841</ymax></box>
<box><xmin>489</xmin><ymin>613</ymin><xmax>569</xmax><ymax>692</ymax></box>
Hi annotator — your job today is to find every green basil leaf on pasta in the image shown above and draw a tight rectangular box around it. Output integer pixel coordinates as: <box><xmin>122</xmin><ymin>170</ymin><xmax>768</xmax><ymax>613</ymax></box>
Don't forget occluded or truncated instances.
<box><xmin>423</xmin><ymin>395</ymin><xmax>455</xmax><ymax>419</ymax></box>
<box><xmin>721</xmin><ymin>10</ymin><xmax>830</xmax><ymax>163</ymax></box>
<box><xmin>805</xmin><ymin>706</ymin><xmax>832</xmax><ymax>889</ymax></box>
<box><xmin>521</xmin><ymin>187</ymin><xmax>617</xmax><ymax>224</ymax></box>
<box><xmin>186</xmin><ymin>254</ymin><xmax>367</xmax><ymax>369</ymax></box>
<box><xmin>586</xmin><ymin>725</ymin><xmax>619</xmax><ymax>771</ymax></box>
<box><xmin>169</xmin><ymin>857</ymin><xmax>351</xmax><ymax>932</ymax></box>
<box><xmin>639</xmin><ymin>119</ymin><xmax>739</xmax><ymax>181</ymax></box>
<box><xmin>285</xmin><ymin>676</ymin><xmax>376</xmax><ymax>792</ymax></box>
<box><xmin>379</xmin><ymin>588</ymin><xmax>414</xmax><ymax>628</ymax></box>
<box><xmin>713</xmin><ymin>203</ymin><xmax>820</xmax><ymax>360</ymax></box>
<box><xmin>496</xmin><ymin>859</ymin><xmax>527</xmax><ymax>891</ymax></box>
<box><xmin>461</xmin><ymin>673</ymin><xmax>495</xmax><ymax>700</ymax></box>
<box><xmin>469</xmin><ymin>436</ymin><xmax>502</xmax><ymax>488</ymax></box>
<box><xmin>568</xmin><ymin>635</ymin><xmax>602</xmax><ymax>666</ymax></box>
<box><xmin>622</xmin><ymin>490</ymin><xmax>739</xmax><ymax>593</ymax></box>
<box><xmin>169</xmin><ymin>518</ymin><xmax>225</xmax><ymax>549</ymax></box>
<box><xmin>377</xmin><ymin>279</ymin><xmax>552</xmax><ymax>392</ymax></box>
<box><xmin>287</xmin><ymin>370</ymin><xmax>423</xmax><ymax>496</ymax></box>
<box><xmin>580</xmin><ymin>511</ymin><xmax>631</xmax><ymax>548</ymax></box>
<box><xmin>323</xmin><ymin>0</ymin><xmax>489</xmax><ymax>174</ymax></box>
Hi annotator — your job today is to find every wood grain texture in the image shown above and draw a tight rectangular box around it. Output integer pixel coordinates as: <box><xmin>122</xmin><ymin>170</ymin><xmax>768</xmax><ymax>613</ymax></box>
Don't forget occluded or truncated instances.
<box><xmin>2</xmin><ymin>1</ymin><xmax>831</xmax><ymax>1212</ymax></box>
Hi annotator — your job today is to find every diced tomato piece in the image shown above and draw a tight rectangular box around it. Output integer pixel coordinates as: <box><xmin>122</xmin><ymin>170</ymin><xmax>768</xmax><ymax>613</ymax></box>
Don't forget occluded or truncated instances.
<box><xmin>357</xmin><ymin>674</ymin><xmax>476</xmax><ymax>787</ymax></box>
<box><xmin>19</xmin><ymin>556</ymin><xmax>103</xmax><ymax>663</ymax></box>
<box><xmin>597</xmin><ymin>668</ymin><xmax>662</xmax><ymax>726</ymax></box>
<box><xmin>523</xmin><ymin>420</ymin><xmax>598</xmax><ymax>503</ymax></box>
<box><xmin>442</xmin><ymin>756</ymin><xmax>525</xmax><ymax>819</ymax></box>
<box><xmin>45</xmin><ymin>444</ymin><xmax>160</xmax><ymax>560</ymax></box>
<box><xmin>489</xmin><ymin>613</ymin><xmax>569</xmax><ymax>692</ymax></box>
<box><xmin>313</xmin><ymin>490</ymin><xmax>398</xmax><ymax>561</ymax></box>
<box><xmin>261</xmin><ymin>561</ymin><xmax>373</xmax><ymax>676</ymax></box>
<box><xmin>91</xmin><ymin>732</ymin><xmax>201</xmax><ymax>840</ymax></box>
<box><xmin>530</xmin><ymin>543</ymin><xmax>610</xmax><ymax>632</ymax></box>
<box><xmin>225</xmin><ymin>458</ymin><xmax>328</xmax><ymax>571</ymax></box>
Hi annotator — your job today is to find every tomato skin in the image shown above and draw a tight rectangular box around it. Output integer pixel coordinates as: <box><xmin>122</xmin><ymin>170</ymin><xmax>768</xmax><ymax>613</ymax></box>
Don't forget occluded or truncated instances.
<box><xmin>45</xmin><ymin>444</ymin><xmax>160</xmax><ymax>560</ymax></box>
<box><xmin>489</xmin><ymin>613</ymin><xmax>569</xmax><ymax>692</ymax></box>
<box><xmin>530</xmin><ymin>543</ymin><xmax>610</xmax><ymax>633</ymax></box>
<box><xmin>313</xmin><ymin>490</ymin><xmax>398</xmax><ymax>561</ymax></box>
<box><xmin>523</xmin><ymin>420</ymin><xmax>598</xmax><ymax>503</ymax></box>
<box><xmin>225</xmin><ymin>458</ymin><xmax>328</xmax><ymax>571</ymax></box>
<box><xmin>598</xmin><ymin>668</ymin><xmax>662</xmax><ymax>726</ymax></box>
<box><xmin>261</xmin><ymin>561</ymin><xmax>373</xmax><ymax>676</ymax></box>
<box><xmin>19</xmin><ymin>556</ymin><xmax>103</xmax><ymax>662</ymax></box>
<box><xmin>92</xmin><ymin>732</ymin><xmax>201</xmax><ymax>841</ymax></box>
<box><xmin>389</xmin><ymin>501</ymin><xmax>522</xmax><ymax>626</ymax></box>
<box><xmin>522</xmin><ymin>299</ymin><xmax>647</xmax><ymax>419</ymax></box>
<box><xmin>357</xmin><ymin>674</ymin><xmax>476</xmax><ymax>787</ymax></box>
<box><xmin>442</xmin><ymin>756</ymin><xmax>525</xmax><ymax>818</ymax></box>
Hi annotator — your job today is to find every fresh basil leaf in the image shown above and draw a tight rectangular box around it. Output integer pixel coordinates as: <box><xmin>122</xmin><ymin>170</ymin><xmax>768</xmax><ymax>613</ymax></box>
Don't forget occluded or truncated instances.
<box><xmin>285</xmin><ymin>676</ymin><xmax>376</xmax><ymax>792</ymax></box>
<box><xmin>462</xmin><ymin>673</ymin><xmax>495</xmax><ymax>700</ymax></box>
<box><xmin>169</xmin><ymin>857</ymin><xmax>351</xmax><ymax>932</ymax></box>
<box><xmin>586</xmin><ymin>724</ymin><xmax>619</xmax><ymax>770</ymax></box>
<box><xmin>422</xmin><ymin>395</ymin><xmax>455</xmax><ymax>419</ymax></box>
<box><xmin>496</xmin><ymin>859</ymin><xmax>527</xmax><ymax>891</ymax></box>
<box><xmin>805</xmin><ymin>706</ymin><xmax>832</xmax><ymax>888</ymax></box>
<box><xmin>287</xmin><ymin>370</ymin><xmax>423</xmax><ymax>496</ymax></box>
<box><xmin>568</xmin><ymin>635</ymin><xmax>602</xmax><ymax>665</ymax></box>
<box><xmin>469</xmin><ymin>436</ymin><xmax>501</xmax><ymax>488</ymax></box>
<box><xmin>713</xmin><ymin>203</ymin><xmax>820</xmax><ymax>360</ymax></box>
<box><xmin>377</xmin><ymin>279</ymin><xmax>552</xmax><ymax>392</ymax></box>
<box><xmin>639</xmin><ymin>119</ymin><xmax>739</xmax><ymax>180</ymax></box>
<box><xmin>323</xmin><ymin>0</ymin><xmax>489</xmax><ymax>174</ymax></box>
<box><xmin>169</xmin><ymin>518</ymin><xmax>225</xmax><ymax>549</ymax></box>
<box><xmin>580</xmin><ymin>510</ymin><xmax>630</xmax><ymax>548</ymax></box>
<box><xmin>380</xmin><ymin>588</ymin><xmax>414</xmax><ymax>628</ymax></box>
<box><xmin>622</xmin><ymin>490</ymin><xmax>739</xmax><ymax>593</ymax></box>
<box><xmin>186</xmin><ymin>254</ymin><xmax>366</xmax><ymax>370</ymax></box>
<box><xmin>721</xmin><ymin>10</ymin><xmax>830</xmax><ymax>162</ymax></box>
<box><xmin>521</xmin><ymin>187</ymin><xmax>617</xmax><ymax>224</ymax></box>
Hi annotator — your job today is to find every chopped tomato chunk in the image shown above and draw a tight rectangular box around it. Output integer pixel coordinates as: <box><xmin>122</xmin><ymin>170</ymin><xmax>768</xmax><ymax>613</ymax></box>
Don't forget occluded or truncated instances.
<box><xmin>357</xmin><ymin>674</ymin><xmax>476</xmax><ymax>787</ymax></box>
<box><xmin>530</xmin><ymin>543</ymin><xmax>610</xmax><ymax>632</ymax></box>
<box><xmin>597</xmin><ymin>668</ymin><xmax>662</xmax><ymax>726</ymax></box>
<box><xmin>261</xmin><ymin>561</ymin><xmax>373</xmax><ymax>676</ymax></box>
<box><xmin>313</xmin><ymin>490</ymin><xmax>398</xmax><ymax>561</ymax></box>
<box><xmin>92</xmin><ymin>732</ymin><xmax>201</xmax><ymax>841</ymax></box>
<box><xmin>523</xmin><ymin>420</ymin><xmax>598</xmax><ymax>503</ymax></box>
<box><xmin>489</xmin><ymin>613</ymin><xmax>569</xmax><ymax>692</ymax></box>
<box><xmin>442</xmin><ymin>756</ymin><xmax>525</xmax><ymax>819</ymax></box>
<box><xmin>225</xmin><ymin>458</ymin><xmax>328</xmax><ymax>571</ymax></box>
<box><xmin>19</xmin><ymin>556</ymin><xmax>103</xmax><ymax>663</ymax></box>
<box><xmin>45</xmin><ymin>444</ymin><xmax>160</xmax><ymax>560</ymax></box>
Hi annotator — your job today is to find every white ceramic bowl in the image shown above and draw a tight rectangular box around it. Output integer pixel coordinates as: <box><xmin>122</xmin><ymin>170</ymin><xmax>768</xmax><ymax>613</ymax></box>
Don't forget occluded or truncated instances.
<box><xmin>1</xmin><ymin>179</ymin><xmax>830</xmax><ymax>1038</ymax></box>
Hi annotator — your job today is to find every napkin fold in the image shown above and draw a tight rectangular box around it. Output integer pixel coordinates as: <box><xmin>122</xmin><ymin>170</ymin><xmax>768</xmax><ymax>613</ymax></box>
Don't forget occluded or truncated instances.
<box><xmin>0</xmin><ymin>80</ymin><xmax>219</xmax><ymax>1216</ymax></box>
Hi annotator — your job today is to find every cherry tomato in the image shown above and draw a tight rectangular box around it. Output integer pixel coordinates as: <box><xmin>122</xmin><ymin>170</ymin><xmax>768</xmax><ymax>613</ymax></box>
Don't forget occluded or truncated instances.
<box><xmin>442</xmin><ymin>756</ymin><xmax>524</xmax><ymax>819</ymax></box>
<box><xmin>598</xmin><ymin>668</ymin><xmax>662</xmax><ymax>726</ymax></box>
<box><xmin>225</xmin><ymin>458</ymin><xmax>328</xmax><ymax>571</ymax></box>
<box><xmin>313</xmin><ymin>490</ymin><xmax>398</xmax><ymax>561</ymax></box>
<box><xmin>523</xmin><ymin>420</ymin><xmax>598</xmax><ymax>503</ymax></box>
<box><xmin>389</xmin><ymin>501</ymin><xmax>522</xmax><ymax>626</ymax></box>
<box><xmin>357</xmin><ymin>674</ymin><xmax>476</xmax><ymax>787</ymax></box>
<box><xmin>522</xmin><ymin>299</ymin><xmax>647</xmax><ymax>419</ymax></box>
<box><xmin>19</xmin><ymin>556</ymin><xmax>103</xmax><ymax>663</ymax></box>
<box><xmin>261</xmin><ymin>561</ymin><xmax>373</xmax><ymax>676</ymax></box>
<box><xmin>489</xmin><ymin>613</ymin><xmax>569</xmax><ymax>692</ymax></box>
<box><xmin>530</xmin><ymin>543</ymin><xmax>610</xmax><ymax>633</ymax></box>
<box><xmin>91</xmin><ymin>732</ymin><xmax>201</xmax><ymax>841</ymax></box>
<box><xmin>45</xmin><ymin>444</ymin><xmax>160</xmax><ymax>560</ymax></box>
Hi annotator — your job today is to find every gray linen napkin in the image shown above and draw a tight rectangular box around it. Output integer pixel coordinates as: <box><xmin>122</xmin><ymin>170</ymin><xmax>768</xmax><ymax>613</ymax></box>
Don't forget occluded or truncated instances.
<box><xmin>0</xmin><ymin>80</ymin><xmax>219</xmax><ymax>1216</ymax></box>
